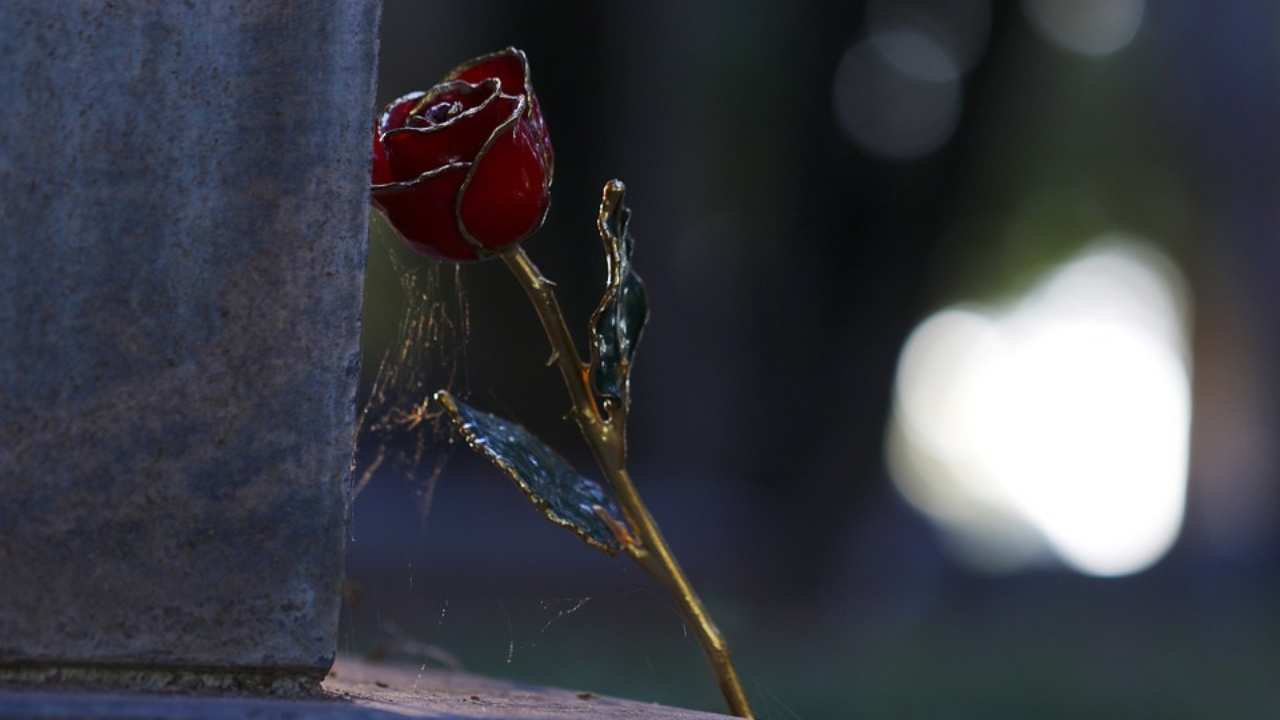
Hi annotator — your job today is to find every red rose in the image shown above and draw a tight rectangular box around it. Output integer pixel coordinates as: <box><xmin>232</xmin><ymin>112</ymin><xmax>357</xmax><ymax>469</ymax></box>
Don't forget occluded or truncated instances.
<box><xmin>371</xmin><ymin>48</ymin><xmax>554</xmax><ymax>261</ymax></box>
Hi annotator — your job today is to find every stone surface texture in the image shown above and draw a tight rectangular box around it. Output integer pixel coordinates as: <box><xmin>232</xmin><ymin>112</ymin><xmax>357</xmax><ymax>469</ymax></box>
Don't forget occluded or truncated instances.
<box><xmin>0</xmin><ymin>657</ymin><xmax>733</xmax><ymax>719</ymax></box>
<box><xmin>0</xmin><ymin>1</ymin><xmax>380</xmax><ymax>677</ymax></box>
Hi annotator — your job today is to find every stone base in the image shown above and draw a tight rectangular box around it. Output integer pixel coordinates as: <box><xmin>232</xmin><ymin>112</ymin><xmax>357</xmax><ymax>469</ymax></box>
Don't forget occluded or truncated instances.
<box><xmin>0</xmin><ymin>657</ymin><xmax>731</xmax><ymax>719</ymax></box>
<box><xmin>0</xmin><ymin>664</ymin><xmax>319</xmax><ymax>696</ymax></box>
<box><xmin>0</xmin><ymin>0</ymin><xmax>377</xmax><ymax>675</ymax></box>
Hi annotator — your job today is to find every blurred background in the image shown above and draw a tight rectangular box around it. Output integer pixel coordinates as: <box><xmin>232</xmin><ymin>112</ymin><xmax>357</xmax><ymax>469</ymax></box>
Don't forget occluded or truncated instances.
<box><xmin>345</xmin><ymin>2</ymin><xmax>1280</xmax><ymax>717</ymax></box>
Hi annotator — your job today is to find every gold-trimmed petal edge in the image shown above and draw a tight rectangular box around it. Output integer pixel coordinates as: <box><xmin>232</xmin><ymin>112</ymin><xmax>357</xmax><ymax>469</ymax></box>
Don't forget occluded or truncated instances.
<box><xmin>444</xmin><ymin>46</ymin><xmax>533</xmax><ymax>100</ymax></box>
<box><xmin>452</xmin><ymin>92</ymin><xmax>530</xmax><ymax>254</ymax></box>
<box><xmin>378</xmin><ymin>90</ymin><xmax>427</xmax><ymax>135</ymax></box>
<box><xmin>445</xmin><ymin>48</ymin><xmax>554</xmax><ymax>211</ymax></box>
<box><xmin>382</xmin><ymin>78</ymin><xmax>502</xmax><ymax>138</ymax></box>
<box><xmin>370</xmin><ymin>160</ymin><xmax>471</xmax><ymax>195</ymax></box>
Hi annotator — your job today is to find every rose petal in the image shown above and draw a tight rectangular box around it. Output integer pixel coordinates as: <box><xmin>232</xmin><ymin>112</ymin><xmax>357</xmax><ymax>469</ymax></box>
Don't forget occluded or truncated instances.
<box><xmin>372</xmin><ymin>164</ymin><xmax>479</xmax><ymax>261</ymax></box>
<box><xmin>384</xmin><ymin>90</ymin><xmax>518</xmax><ymax>184</ymax></box>
<box><xmin>447</xmin><ymin>47</ymin><xmax>553</xmax><ymax>182</ymax></box>
<box><xmin>378</xmin><ymin>91</ymin><xmax>426</xmax><ymax>134</ymax></box>
<box><xmin>458</xmin><ymin>107</ymin><xmax>550</xmax><ymax>250</ymax></box>
<box><xmin>447</xmin><ymin>47</ymin><xmax>529</xmax><ymax>96</ymax></box>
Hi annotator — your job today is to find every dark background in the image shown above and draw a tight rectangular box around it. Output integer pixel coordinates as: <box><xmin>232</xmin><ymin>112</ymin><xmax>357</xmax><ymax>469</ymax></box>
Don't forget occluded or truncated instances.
<box><xmin>344</xmin><ymin>2</ymin><xmax>1280</xmax><ymax>717</ymax></box>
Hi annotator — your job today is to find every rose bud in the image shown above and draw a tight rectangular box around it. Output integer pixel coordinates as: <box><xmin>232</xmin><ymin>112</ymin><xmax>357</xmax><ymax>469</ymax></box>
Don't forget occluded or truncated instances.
<box><xmin>371</xmin><ymin>48</ymin><xmax>554</xmax><ymax>261</ymax></box>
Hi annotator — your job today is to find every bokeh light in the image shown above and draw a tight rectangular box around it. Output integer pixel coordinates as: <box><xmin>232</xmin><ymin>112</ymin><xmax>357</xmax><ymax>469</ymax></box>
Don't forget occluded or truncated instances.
<box><xmin>832</xmin><ymin>31</ymin><xmax>961</xmax><ymax>160</ymax></box>
<box><xmin>888</xmin><ymin>239</ymin><xmax>1192</xmax><ymax>577</ymax></box>
<box><xmin>833</xmin><ymin>1</ymin><xmax>992</xmax><ymax>160</ymax></box>
<box><xmin>867</xmin><ymin>0</ymin><xmax>991</xmax><ymax>74</ymax></box>
<box><xmin>1023</xmin><ymin>0</ymin><xmax>1145</xmax><ymax>57</ymax></box>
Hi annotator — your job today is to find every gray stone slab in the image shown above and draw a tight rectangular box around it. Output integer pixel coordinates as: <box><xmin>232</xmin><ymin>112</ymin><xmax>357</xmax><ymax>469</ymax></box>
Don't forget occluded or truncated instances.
<box><xmin>0</xmin><ymin>1</ymin><xmax>379</xmax><ymax>678</ymax></box>
<box><xmin>0</xmin><ymin>657</ymin><xmax>732</xmax><ymax>719</ymax></box>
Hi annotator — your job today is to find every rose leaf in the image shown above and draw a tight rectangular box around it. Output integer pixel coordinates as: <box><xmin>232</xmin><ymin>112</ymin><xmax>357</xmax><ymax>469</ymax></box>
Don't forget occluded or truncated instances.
<box><xmin>434</xmin><ymin>391</ymin><xmax>629</xmax><ymax>555</ymax></box>
<box><xmin>588</xmin><ymin>180</ymin><xmax>649</xmax><ymax>417</ymax></box>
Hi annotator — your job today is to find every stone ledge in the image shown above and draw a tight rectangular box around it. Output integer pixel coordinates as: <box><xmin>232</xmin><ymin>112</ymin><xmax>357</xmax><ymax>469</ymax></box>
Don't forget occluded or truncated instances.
<box><xmin>0</xmin><ymin>656</ymin><xmax>731</xmax><ymax>719</ymax></box>
<box><xmin>0</xmin><ymin>663</ymin><xmax>319</xmax><ymax>696</ymax></box>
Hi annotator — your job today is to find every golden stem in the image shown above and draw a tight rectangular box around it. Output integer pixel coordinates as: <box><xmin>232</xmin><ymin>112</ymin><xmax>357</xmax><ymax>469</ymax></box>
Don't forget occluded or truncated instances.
<box><xmin>499</xmin><ymin>245</ymin><xmax>754</xmax><ymax>719</ymax></box>
<box><xmin>496</xmin><ymin>246</ymin><xmax>606</xmax><ymax>437</ymax></box>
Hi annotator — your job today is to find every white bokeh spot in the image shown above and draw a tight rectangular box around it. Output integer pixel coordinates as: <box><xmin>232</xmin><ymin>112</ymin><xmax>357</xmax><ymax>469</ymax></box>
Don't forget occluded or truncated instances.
<box><xmin>888</xmin><ymin>239</ymin><xmax>1191</xmax><ymax>577</ymax></box>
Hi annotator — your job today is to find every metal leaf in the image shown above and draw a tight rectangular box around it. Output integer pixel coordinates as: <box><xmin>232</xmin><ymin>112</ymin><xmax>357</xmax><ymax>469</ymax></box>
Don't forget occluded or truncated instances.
<box><xmin>434</xmin><ymin>391</ymin><xmax>629</xmax><ymax>555</ymax></box>
<box><xmin>588</xmin><ymin>179</ymin><xmax>649</xmax><ymax>416</ymax></box>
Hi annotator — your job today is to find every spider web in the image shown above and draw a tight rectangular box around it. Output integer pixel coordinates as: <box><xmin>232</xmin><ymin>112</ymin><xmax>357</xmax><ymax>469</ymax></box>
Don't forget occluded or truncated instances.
<box><xmin>346</xmin><ymin>216</ymin><xmax>725</xmax><ymax>710</ymax></box>
<box><xmin>345</xmin><ymin>225</ymin><xmax>616</xmax><ymax>673</ymax></box>
<box><xmin>353</xmin><ymin>214</ymin><xmax>470</xmax><ymax>520</ymax></box>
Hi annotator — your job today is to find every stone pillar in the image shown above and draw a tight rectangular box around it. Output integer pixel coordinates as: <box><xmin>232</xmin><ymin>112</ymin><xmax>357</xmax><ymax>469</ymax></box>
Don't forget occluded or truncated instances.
<box><xmin>0</xmin><ymin>1</ymin><xmax>379</xmax><ymax>687</ymax></box>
